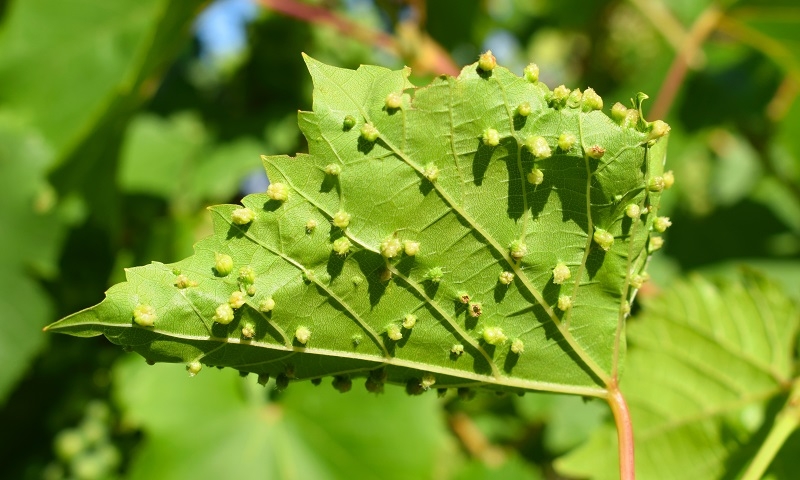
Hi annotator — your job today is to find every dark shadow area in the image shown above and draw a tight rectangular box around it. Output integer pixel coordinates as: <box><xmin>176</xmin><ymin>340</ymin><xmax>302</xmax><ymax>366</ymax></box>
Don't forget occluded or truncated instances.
<box><xmin>326</xmin><ymin>250</ymin><xmax>345</xmax><ymax>281</ymax></box>
<box><xmin>585</xmin><ymin>245</ymin><xmax>606</xmax><ymax>279</ymax></box>
<box><xmin>353</xmin><ymin>251</ymin><xmax>387</xmax><ymax>307</ymax></box>
<box><xmin>263</xmin><ymin>199</ymin><xmax>284</xmax><ymax>211</ymax></box>
<box><xmin>319</xmin><ymin>173</ymin><xmax>337</xmax><ymax>194</ymax></box>
<box><xmin>357</xmin><ymin>136</ymin><xmax>376</xmax><ymax>154</ymax></box>
<box><xmin>665</xmin><ymin>200</ymin><xmax>797</xmax><ymax>270</ymax></box>
<box><xmin>225</xmin><ymin>223</ymin><xmax>249</xmax><ymax>240</ymax></box>
<box><xmin>503</xmin><ymin>350</ymin><xmax>520</xmax><ymax>373</ymax></box>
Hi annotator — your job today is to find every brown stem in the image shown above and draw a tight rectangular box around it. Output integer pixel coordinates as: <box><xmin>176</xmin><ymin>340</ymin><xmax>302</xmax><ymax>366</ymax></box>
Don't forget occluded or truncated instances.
<box><xmin>650</xmin><ymin>4</ymin><xmax>723</xmax><ymax>120</ymax></box>
<box><xmin>256</xmin><ymin>0</ymin><xmax>459</xmax><ymax>76</ymax></box>
<box><xmin>608</xmin><ymin>383</ymin><xmax>635</xmax><ymax>480</ymax></box>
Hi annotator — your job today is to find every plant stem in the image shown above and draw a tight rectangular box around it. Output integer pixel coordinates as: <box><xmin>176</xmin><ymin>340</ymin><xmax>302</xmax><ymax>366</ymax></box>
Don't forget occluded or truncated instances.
<box><xmin>741</xmin><ymin>379</ymin><xmax>800</xmax><ymax>480</ymax></box>
<box><xmin>607</xmin><ymin>383</ymin><xmax>635</xmax><ymax>480</ymax></box>
<box><xmin>650</xmin><ymin>3</ymin><xmax>722</xmax><ymax>120</ymax></box>
<box><xmin>257</xmin><ymin>0</ymin><xmax>459</xmax><ymax>76</ymax></box>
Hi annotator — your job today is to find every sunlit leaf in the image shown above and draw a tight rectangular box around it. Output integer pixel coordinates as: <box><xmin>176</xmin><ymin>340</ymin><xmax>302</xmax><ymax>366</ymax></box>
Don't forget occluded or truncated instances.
<box><xmin>47</xmin><ymin>56</ymin><xmax>668</xmax><ymax>397</ymax></box>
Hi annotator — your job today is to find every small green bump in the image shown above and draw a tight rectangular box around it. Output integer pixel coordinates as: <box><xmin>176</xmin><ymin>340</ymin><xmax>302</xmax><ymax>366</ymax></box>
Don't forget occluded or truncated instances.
<box><xmin>403</xmin><ymin>240</ymin><xmax>420</xmax><ymax>256</ymax></box>
<box><xmin>361</xmin><ymin>123</ymin><xmax>379</xmax><ymax>142</ymax></box>
<box><xmin>621</xmin><ymin>302</ymin><xmax>631</xmax><ymax>315</ymax></box>
<box><xmin>229</xmin><ymin>291</ymin><xmax>246</xmax><ymax>309</ymax></box>
<box><xmin>244</xmin><ymin>283</ymin><xmax>254</xmax><ymax>295</ymax></box>
<box><xmin>302</xmin><ymin>270</ymin><xmax>314</xmax><ymax>283</ymax></box>
<box><xmin>558</xmin><ymin>132</ymin><xmax>577</xmax><ymax>151</ymax></box>
<box><xmin>351</xmin><ymin>333</ymin><xmax>363</xmax><ymax>346</ymax></box>
<box><xmin>421</xmin><ymin>373</ymin><xmax>436</xmax><ymax>390</ymax></box>
<box><xmin>647</xmin><ymin>120</ymin><xmax>671</xmax><ymax>141</ymax></box>
<box><xmin>380</xmin><ymin>237</ymin><xmax>403</xmax><ymax>258</ymax></box>
<box><xmin>231</xmin><ymin>207</ymin><xmax>255</xmax><ymax>225</ymax></box>
<box><xmin>406</xmin><ymin>378</ymin><xmax>426</xmax><ymax>396</ymax></box>
<box><xmin>402</xmin><ymin>314</ymin><xmax>417</xmax><ymax>329</ymax></box>
<box><xmin>174</xmin><ymin>274</ymin><xmax>197</xmax><ymax>289</ymax></box>
<box><xmin>385</xmin><ymin>92</ymin><xmax>402</xmax><ymax>110</ymax></box>
<box><xmin>625</xmin><ymin>204</ymin><xmax>641</xmax><ymax>219</ymax></box>
<box><xmin>275</xmin><ymin>373</ymin><xmax>290</xmax><ymax>390</ymax></box>
<box><xmin>242</xmin><ymin>322</ymin><xmax>256</xmax><ymax>339</ymax></box>
<box><xmin>425</xmin><ymin>266</ymin><xmax>444</xmax><ymax>283</ymax></box>
<box><xmin>630</xmin><ymin>273</ymin><xmax>646</xmax><ymax>289</ymax></box>
<box><xmin>653</xmin><ymin>216</ymin><xmax>672</xmax><ymax>233</ymax></box>
<box><xmin>648</xmin><ymin>176</ymin><xmax>665</xmax><ymax>192</ymax></box>
<box><xmin>239</xmin><ymin>266</ymin><xmax>256</xmax><ymax>285</ymax></box>
<box><xmin>582</xmin><ymin>88</ymin><xmax>603</xmax><ymax>111</ymax></box>
<box><xmin>458</xmin><ymin>387</ymin><xmax>475</xmax><ymax>401</ymax></box>
<box><xmin>295</xmin><ymin>326</ymin><xmax>311</xmax><ymax>345</ymax></box>
<box><xmin>478</xmin><ymin>50</ymin><xmax>497</xmax><ymax>72</ymax></box>
<box><xmin>266</xmin><ymin>182</ymin><xmax>289</xmax><ymax>202</ymax></box>
<box><xmin>593</xmin><ymin>228</ymin><xmax>615</xmax><ymax>251</ymax></box>
<box><xmin>524</xmin><ymin>135</ymin><xmax>552</xmax><ymax>159</ymax></box>
<box><xmin>457</xmin><ymin>291</ymin><xmax>471</xmax><ymax>304</ymax></box>
<box><xmin>333</xmin><ymin>376</ymin><xmax>352</xmax><ymax>393</ymax></box>
<box><xmin>305</xmin><ymin>219</ymin><xmax>317</xmax><ymax>234</ymax></box>
<box><xmin>586</xmin><ymin>144</ymin><xmax>606</xmax><ymax>159</ymax></box>
<box><xmin>213</xmin><ymin>303</ymin><xmax>235</xmax><ymax>324</ymax></box>
<box><xmin>482</xmin><ymin>326</ymin><xmax>507</xmax><ymax>345</ymax></box>
<box><xmin>365</xmin><ymin>369</ymin><xmax>387</xmax><ymax>394</ymax></box>
<box><xmin>517</xmin><ymin>102</ymin><xmax>531</xmax><ymax>117</ymax></box>
<box><xmin>133</xmin><ymin>304</ymin><xmax>156</xmax><ymax>327</ymax></box>
<box><xmin>557</xmin><ymin>295</ymin><xmax>572</xmax><ymax>311</ymax></box>
<box><xmin>186</xmin><ymin>362</ymin><xmax>202</xmax><ymax>377</ymax></box>
<box><xmin>343</xmin><ymin>115</ymin><xmax>356</xmax><ymax>130</ymax></box>
<box><xmin>649</xmin><ymin>236</ymin><xmax>664</xmax><ymax>252</ymax></box>
<box><xmin>482</xmin><ymin>128</ymin><xmax>501</xmax><ymax>147</ymax></box>
<box><xmin>663</xmin><ymin>170</ymin><xmax>675</xmax><ymax>189</ymax></box>
<box><xmin>451</xmin><ymin>344</ymin><xmax>465</xmax><ymax>356</ymax></box>
<box><xmin>498</xmin><ymin>271</ymin><xmax>514</xmax><ymax>285</ymax></box>
<box><xmin>567</xmin><ymin>88</ymin><xmax>583</xmax><ymax>108</ymax></box>
<box><xmin>509</xmin><ymin>239</ymin><xmax>527</xmax><ymax>260</ymax></box>
<box><xmin>552</xmin><ymin>262</ymin><xmax>571</xmax><ymax>285</ymax></box>
<box><xmin>332</xmin><ymin>210</ymin><xmax>351</xmax><ymax>229</ymax></box>
<box><xmin>324</xmin><ymin>163</ymin><xmax>342</xmax><ymax>176</ymax></box>
<box><xmin>332</xmin><ymin>237</ymin><xmax>352</xmax><ymax>256</ymax></box>
<box><xmin>257</xmin><ymin>374</ymin><xmax>270</xmax><ymax>386</ymax></box>
<box><xmin>468</xmin><ymin>302</ymin><xmax>482</xmax><ymax>318</ymax></box>
<box><xmin>259</xmin><ymin>297</ymin><xmax>276</xmax><ymax>313</ymax></box>
<box><xmin>611</xmin><ymin>102</ymin><xmax>628</xmax><ymax>123</ymax></box>
<box><xmin>523</xmin><ymin>63</ymin><xmax>539</xmax><ymax>82</ymax></box>
<box><xmin>551</xmin><ymin>85</ymin><xmax>570</xmax><ymax>106</ymax></box>
<box><xmin>527</xmin><ymin>168</ymin><xmax>544</xmax><ymax>186</ymax></box>
<box><xmin>510</xmin><ymin>338</ymin><xmax>524</xmax><ymax>355</ymax></box>
<box><xmin>215</xmin><ymin>253</ymin><xmax>234</xmax><ymax>276</ymax></box>
<box><xmin>386</xmin><ymin>324</ymin><xmax>402</xmax><ymax>341</ymax></box>
<box><xmin>423</xmin><ymin>163</ymin><xmax>440</xmax><ymax>182</ymax></box>
<box><xmin>351</xmin><ymin>275</ymin><xmax>363</xmax><ymax>287</ymax></box>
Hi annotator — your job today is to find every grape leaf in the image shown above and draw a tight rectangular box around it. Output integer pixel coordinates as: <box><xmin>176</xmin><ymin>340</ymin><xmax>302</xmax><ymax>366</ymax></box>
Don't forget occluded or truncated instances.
<box><xmin>555</xmin><ymin>270</ymin><xmax>800</xmax><ymax>479</ymax></box>
<box><xmin>46</xmin><ymin>56</ymin><xmax>668</xmax><ymax>397</ymax></box>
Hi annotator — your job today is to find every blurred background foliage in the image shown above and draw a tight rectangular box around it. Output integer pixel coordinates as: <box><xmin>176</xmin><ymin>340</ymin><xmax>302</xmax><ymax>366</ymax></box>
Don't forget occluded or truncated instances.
<box><xmin>1</xmin><ymin>0</ymin><xmax>799</xmax><ymax>478</ymax></box>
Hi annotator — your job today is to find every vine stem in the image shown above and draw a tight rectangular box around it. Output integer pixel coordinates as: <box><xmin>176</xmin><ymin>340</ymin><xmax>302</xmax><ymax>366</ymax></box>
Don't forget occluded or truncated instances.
<box><xmin>741</xmin><ymin>379</ymin><xmax>800</xmax><ymax>480</ymax></box>
<box><xmin>257</xmin><ymin>0</ymin><xmax>459</xmax><ymax>76</ymax></box>
<box><xmin>607</xmin><ymin>382</ymin><xmax>635</xmax><ymax>480</ymax></box>
<box><xmin>649</xmin><ymin>3</ymin><xmax>723</xmax><ymax>119</ymax></box>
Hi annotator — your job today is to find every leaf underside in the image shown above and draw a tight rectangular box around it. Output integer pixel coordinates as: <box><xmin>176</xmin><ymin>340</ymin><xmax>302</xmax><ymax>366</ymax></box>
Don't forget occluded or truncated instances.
<box><xmin>47</xmin><ymin>56</ymin><xmax>666</xmax><ymax>397</ymax></box>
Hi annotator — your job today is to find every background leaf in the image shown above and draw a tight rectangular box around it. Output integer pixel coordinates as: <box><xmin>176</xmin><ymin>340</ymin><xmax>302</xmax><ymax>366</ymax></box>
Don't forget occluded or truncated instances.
<box><xmin>556</xmin><ymin>270</ymin><xmax>800</xmax><ymax>479</ymax></box>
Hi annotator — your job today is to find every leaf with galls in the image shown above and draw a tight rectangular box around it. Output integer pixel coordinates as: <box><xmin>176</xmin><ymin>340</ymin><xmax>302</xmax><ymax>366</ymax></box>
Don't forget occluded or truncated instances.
<box><xmin>47</xmin><ymin>55</ymin><xmax>669</xmax><ymax>400</ymax></box>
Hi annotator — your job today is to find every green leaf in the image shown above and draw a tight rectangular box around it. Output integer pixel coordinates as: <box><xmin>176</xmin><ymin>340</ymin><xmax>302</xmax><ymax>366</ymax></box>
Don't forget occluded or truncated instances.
<box><xmin>47</xmin><ymin>56</ymin><xmax>667</xmax><ymax>397</ymax></box>
<box><xmin>0</xmin><ymin>0</ymin><xmax>205</xmax><ymax>164</ymax></box>
<box><xmin>0</xmin><ymin>119</ymin><xmax>66</xmax><ymax>401</ymax></box>
<box><xmin>556</xmin><ymin>270</ymin><xmax>800</xmax><ymax>479</ymax></box>
<box><xmin>118</xmin><ymin>111</ymin><xmax>265</xmax><ymax>209</ymax></box>
<box><xmin>114</xmin><ymin>357</ymin><xmax>457</xmax><ymax>480</ymax></box>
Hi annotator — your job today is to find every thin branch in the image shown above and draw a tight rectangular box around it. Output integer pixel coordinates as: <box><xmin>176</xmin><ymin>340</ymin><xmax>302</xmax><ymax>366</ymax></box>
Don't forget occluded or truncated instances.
<box><xmin>256</xmin><ymin>0</ymin><xmax>459</xmax><ymax>76</ymax></box>
<box><xmin>650</xmin><ymin>4</ymin><xmax>723</xmax><ymax>120</ymax></box>
<box><xmin>627</xmin><ymin>0</ymin><xmax>690</xmax><ymax>58</ymax></box>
